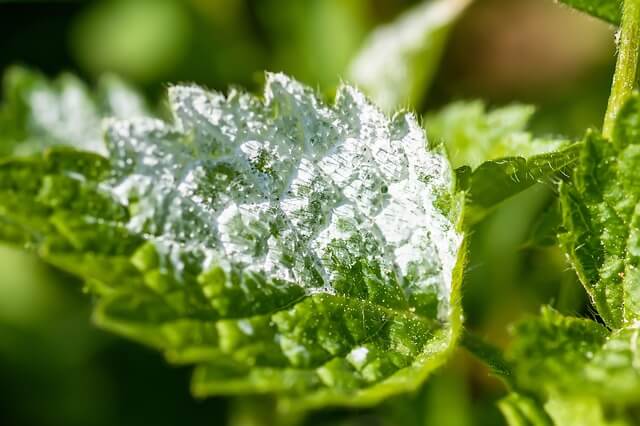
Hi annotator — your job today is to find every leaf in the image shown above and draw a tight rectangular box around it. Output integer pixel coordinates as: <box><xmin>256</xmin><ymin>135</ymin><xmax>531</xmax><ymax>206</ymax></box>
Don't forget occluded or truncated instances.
<box><xmin>509</xmin><ymin>307</ymin><xmax>610</xmax><ymax>397</ymax></box>
<box><xmin>0</xmin><ymin>73</ymin><xmax>466</xmax><ymax>410</ymax></box>
<box><xmin>0</xmin><ymin>66</ymin><xmax>148</xmax><ymax>157</ymax></box>
<box><xmin>426</xmin><ymin>101</ymin><xmax>575</xmax><ymax>225</ymax></box>
<box><xmin>558</xmin><ymin>0</ymin><xmax>622</xmax><ymax>25</ymax></box>
<box><xmin>559</xmin><ymin>94</ymin><xmax>640</xmax><ymax>328</ymax></box>
<box><xmin>498</xmin><ymin>393</ymin><xmax>552</xmax><ymax>426</ymax></box>
<box><xmin>0</xmin><ymin>65</ymin><xmax>151</xmax><ymax>332</ymax></box>
<box><xmin>426</xmin><ymin>101</ymin><xmax>567</xmax><ymax>170</ymax></box>
<box><xmin>510</xmin><ymin>308</ymin><xmax>640</xmax><ymax>403</ymax></box>
<box><xmin>457</xmin><ymin>144</ymin><xmax>580</xmax><ymax>225</ymax></box>
<box><xmin>499</xmin><ymin>391</ymin><xmax>631</xmax><ymax>426</ymax></box>
<box><xmin>522</xmin><ymin>199</ymin><xmax>563</xmax><ymax>248</ymax></box>
<box><xmin>461</xmin><ymin>330</ymin><xmax>513</xmax><ymax>383</ymax></box>
<box><xmin>507</xmin><ymin>307</ymin><xmax>640</xmax><ymax>425</ymax></box>
<box><xmin>461</xmin><ymin>332</ymin><xmax>553</xmax><ymax>426</ymax></box>
<box><xmin>347</xmin><ymin>0</ymin><xmax>471</xmax><ymax>112</ymax></box>
<box><xmin>543</xmin><ymin>394</ymin><xmax>633</xmax><ymax>426</ymax></box>
<box><xmin>506</xmin><ymin>95</ymin><xmax>640</xmax><ymax>425</ymax></box>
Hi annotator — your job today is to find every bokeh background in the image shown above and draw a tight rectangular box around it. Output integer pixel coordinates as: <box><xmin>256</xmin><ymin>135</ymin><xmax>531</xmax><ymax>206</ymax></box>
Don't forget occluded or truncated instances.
<box><xmin>0</xmin><ymin>0</ymin><xmax>617</xmax><ymax>425</ymax></box>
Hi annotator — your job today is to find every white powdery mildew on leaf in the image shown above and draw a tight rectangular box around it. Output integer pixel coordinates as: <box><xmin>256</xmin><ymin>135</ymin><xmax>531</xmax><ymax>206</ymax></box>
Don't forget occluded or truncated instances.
<box><xmin>4</xmin><ymin>69</ymin><xmax>149</xmax><ymax>157</ymax></box>
<box><xmin>104</xmin><ymin>73</ymin><xmax>462</xmax><ymax>319</ymax></box>
<box><xmin>29</xmin><ymin>80</ymin><xmax>105</xmax><ymax>154</ymax></box>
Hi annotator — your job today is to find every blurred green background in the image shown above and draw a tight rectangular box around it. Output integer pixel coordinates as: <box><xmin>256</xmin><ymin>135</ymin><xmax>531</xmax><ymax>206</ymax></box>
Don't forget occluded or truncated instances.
<box><xmin>0</xmin><ymin>0</ymin><xmax>617</xmax><ymax>425</ymax></box>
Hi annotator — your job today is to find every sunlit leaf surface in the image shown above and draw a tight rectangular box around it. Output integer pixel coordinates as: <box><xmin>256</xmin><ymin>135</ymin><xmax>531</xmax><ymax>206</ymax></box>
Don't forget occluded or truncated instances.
<box><xmin>0</xmin><ymin>72</ymin><xmax>465</xmax><ymax>409</ymax></box>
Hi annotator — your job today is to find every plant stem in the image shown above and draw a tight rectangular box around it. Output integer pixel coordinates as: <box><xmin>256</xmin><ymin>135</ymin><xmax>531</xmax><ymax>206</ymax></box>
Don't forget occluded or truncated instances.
<box><xmin>603</xmin><ymin>0</ymin><xmax>640</xmax><ymax>140</ymax></box>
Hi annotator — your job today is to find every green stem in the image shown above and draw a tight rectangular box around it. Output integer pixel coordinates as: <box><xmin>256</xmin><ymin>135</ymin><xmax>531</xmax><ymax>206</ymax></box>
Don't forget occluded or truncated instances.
<box><xmin>603</xmin><ymin>0</ymin><xmax>640</xmax><ymax>140</ymax></box>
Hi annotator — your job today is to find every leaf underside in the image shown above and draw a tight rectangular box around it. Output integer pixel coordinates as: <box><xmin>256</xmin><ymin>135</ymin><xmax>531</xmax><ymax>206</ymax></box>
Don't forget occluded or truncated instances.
<box><xmin>0</xmin><ymin>72</ymin><xmax>465</xmax><ymax>410</ymax></box>
<box><xmin>457</xmin><ymin>144</ymin><xmax>580</xmax><ymax>226</ymax></box>
<box><xmin>426</xmin><ymin>101</ymin><xmax>575</xmax><ymax>226</ymax></box>
<box><xmin>558</xmin><ymin>0</ymin><xmax>622</xmax><ymax>25</ymax></box>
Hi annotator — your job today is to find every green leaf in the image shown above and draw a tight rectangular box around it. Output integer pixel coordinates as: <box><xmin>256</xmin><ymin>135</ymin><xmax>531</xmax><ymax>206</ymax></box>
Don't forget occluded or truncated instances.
<box><xmin>499</xmin><ymin>391</ymin><xmax>631</xmax><ymax>426</ymax></box>
<box><xmin>0</xmin><ymin>73</ymin><xmax>466</xmax><ymax>410</ymax></box>
<box><xmin>543</xmin><ymin>394</ymin><xmax>633</xmax><ymax>426</ymax></box>
<box><xmin>559</xmin><ymin>94</ymin><xmax>640</xmax><ymax>328</ymax></box>
<box><xmin>457</xmin><ymin>144</ymin><xmax>580</xmax><ymax>225</ymax></box>
<box><xmin>558</xmin><ymin>0</ymin><xmax>622</xmax><ymax>25</ymax></box>
<box><xmin>522</xmin><ymin>199</ymin><xmax>563</xmax><ymax>248</ymax></box>
<box><xmin>508</xmin><ymin>307</ymin><xmax>640</xmax><ymax>425</ymax></box>
<box><xmin>0</xmin><ymin>66</ymin><xmax>148</xmax><ymax>157</ymax></box>
<box><xmin>426</xmin><ymin>101</ymin><xmax>575</xmax><ymax>225</ymax></box>
<box><xmin>461</xmin><ymin>330</ymin><xmax>513</xmax><ymax>384</ymax></box>
<box><xmin>426</xmin><ymin>101</ymin><xmax>566</xmax><ymax>170</ymax></box>
<box><xmin>347</xmin><ymin>0</ymin><xmax>471</xmax><ymax>112</ymax></box>
<box><xmin>510</xmin><ymin>308</ymin><xmax>640</xmax><ymax>403</ymax></box>
<box><xmin>509</xmin><ymin>307</ymin><xmax>610</xmax><ymax>397</ymax></box>
<box><xmin>498</xmin><ymin>393</ymin><xmax>552</xmax><ymax>426</ymax></box>
<box><xmin>462</xmin><ymin>332</ymin><xmax>553</xmax><ymax>426</ymax></box>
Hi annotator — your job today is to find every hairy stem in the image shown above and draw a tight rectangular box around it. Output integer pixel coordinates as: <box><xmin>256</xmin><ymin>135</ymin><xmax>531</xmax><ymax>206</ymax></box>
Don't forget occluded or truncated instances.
<box><xmin>603</xmin><ymin>0</ymin><xmax>640</xmax><ymax>139</ymax></box>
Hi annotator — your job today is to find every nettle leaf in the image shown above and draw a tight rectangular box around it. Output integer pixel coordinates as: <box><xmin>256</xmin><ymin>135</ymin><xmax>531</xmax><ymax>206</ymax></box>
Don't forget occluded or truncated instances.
<box><xmin>426</xmin><ymin>101</ymin><xmax>575</xmax><ymax>225</ymax></box>
<box><xmin>508</xmin><ymin>307</ymin><xmax>640</xmax><ymax>425</ymax></box>
<box><xmin>463</xmin><ymin>332</ymin><xmax>554</xmax><ymax>425</ymax></box>
<box><xmin>0</xmin><ymin>66</ymin><xmax>147</xmax><ymax>157</ymax></box>
<box><xmin>502</xmin><ymin>391</ymin><xmax>634</xmax><ymax>426</ymax></box>
<box><xmin>559</xmin><ymin>94</ymin><xmax>640</xmax><ymax>328</ymax></box>
<box><xmin>348</xmin><ymin>0</ymin><xmax>470</xmax><ymax>112</ymax></box>
<box><xmin>506</xmin><ymin>95</ymin><xmax>640</xmax><ymax>425</ymax></box>
<box><xmin>543</xmin><ymin>394</ymin><xmax>634</xmax><ymax>426</ymax></box>
<box><xmin>456</xmin><ymin>145</ymin><xmax>580</xmax><ymax>225</ymax></box>
<box><xmin>558</xmin><ymin>0</ymin><xmax>622</xmax><ymax>25</ymax></box>
<box><xmin>498</xmin><ymin>392</ymin><xmax>552</xmax><ymax>426</ymax></box>
<box><xmin>0</xmin><ymin>73</ymin><xmax>465</xmax><ymax>409</ymax></box>
<box><xmin>522</xmin><ymin>199</ymin><xmax>563</xmax><ymax>248</ymax></box>
<box><xmin>426</xmin><ymin>101</ymin><xmax>566</xmax><ymax>170</ymax></box>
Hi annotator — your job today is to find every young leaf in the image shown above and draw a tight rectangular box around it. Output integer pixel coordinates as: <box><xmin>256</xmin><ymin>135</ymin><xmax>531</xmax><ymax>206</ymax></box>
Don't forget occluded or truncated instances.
<box><xmin>498</xmin><ymin>392</ymin><xmax>552</xmax><ymax>426</ymax></box>
<box><xmin>500</xmin><ymin>391</ymin><xmax>630</xmax><ymax>426</ymax></box>
<box><xmin>426</xmin><ymin>101</ymin><xmax>567</xmax><ymax>170</ymax></box>
<box><xmin>559</xmin><ymin>94</ymin><xmax>640</xmax><ymax>328</ymax></box>
<box><xmin>558</xmin><ymin>0</ymin><xmax>622</xmax><ymax>25</ymax></box>
<box><xmin>348</xmin><ymin>0</ymin><xmax>471</xmax><ymax>112</ymax></box>
<box><xmin>509</xmin><ymin>307</ymin><xmax>610</xmax><ymax>397</ymax></box>
<box><xmin>426</xmin><ymin>101</ymin><xmax>575</xmax><ymax>225</ymax></box>
<box><xmin>543</xmin><ymin>394</ymin><xmax>634</xmax><ymax>426</ymax></box>
<box><xmin>457</xmin><ymin>145</ymin><xmax>579</xmax><ymax>225</ymax></box>
<box><xmin>0</xmin><ymin>66</ymin><xmax>147</xmax><ymax>157</ymax></box>
<box><xmin>0</xmin><ymin>73</ymin><xmax>466</xmax><ymax>410</ymax></box>
<box><xmin>508</xmin><ymin>307</ymin><xmax>640</xmax><ymax>425</ymax></box>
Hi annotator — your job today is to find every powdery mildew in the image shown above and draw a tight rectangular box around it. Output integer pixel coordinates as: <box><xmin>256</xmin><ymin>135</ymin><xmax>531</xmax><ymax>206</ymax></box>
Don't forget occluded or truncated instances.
<box><xmin>104</xmin><ymin>73</ymin><xmax>462</xmax><ymax>320</ymax></box>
